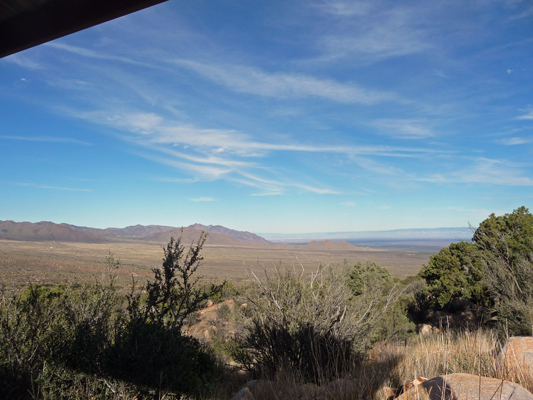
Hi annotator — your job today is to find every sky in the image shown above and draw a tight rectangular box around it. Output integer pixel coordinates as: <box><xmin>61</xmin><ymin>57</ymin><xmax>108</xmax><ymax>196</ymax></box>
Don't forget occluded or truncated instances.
<box><xmin>1</xmin><ymin>0</ymin><xmax>533</xmax><ymax>234</ymax></box>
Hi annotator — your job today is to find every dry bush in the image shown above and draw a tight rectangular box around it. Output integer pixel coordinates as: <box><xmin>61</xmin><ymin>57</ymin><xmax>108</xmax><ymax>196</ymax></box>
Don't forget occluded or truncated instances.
<box><xmin>231</xmin><ymin>262</ymin><xmax>405</xmax><ymax>385</ymax></box>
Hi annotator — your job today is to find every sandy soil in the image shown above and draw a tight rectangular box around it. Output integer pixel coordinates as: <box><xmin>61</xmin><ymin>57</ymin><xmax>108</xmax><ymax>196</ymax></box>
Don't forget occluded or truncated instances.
<box><xmin>0</xmin><ymin>238</ymin><xmax>435</xmax><ymax>288</ymax></box>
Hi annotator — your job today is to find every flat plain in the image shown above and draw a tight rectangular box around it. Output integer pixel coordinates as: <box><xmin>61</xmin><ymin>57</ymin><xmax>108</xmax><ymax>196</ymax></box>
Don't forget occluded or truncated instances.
<box><xmin>0</xmin><ymin>237</ymin><xmax>444</xmax><ymax>289</ymax></box>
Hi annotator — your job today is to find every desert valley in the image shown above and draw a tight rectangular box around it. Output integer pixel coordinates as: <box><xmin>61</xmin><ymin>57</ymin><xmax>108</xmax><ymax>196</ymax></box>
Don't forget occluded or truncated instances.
<box><xmin>0</xmin><ymin>220</ymin><xmax>441</xmax><ymax>288</ymax></box>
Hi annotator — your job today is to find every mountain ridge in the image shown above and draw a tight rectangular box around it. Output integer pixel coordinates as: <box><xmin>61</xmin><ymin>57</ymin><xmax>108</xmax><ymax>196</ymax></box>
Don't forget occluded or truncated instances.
<box><xmin>0</xmin><ymin>220</ymin><xmax>271</xmax><ymax>245</ymax></box>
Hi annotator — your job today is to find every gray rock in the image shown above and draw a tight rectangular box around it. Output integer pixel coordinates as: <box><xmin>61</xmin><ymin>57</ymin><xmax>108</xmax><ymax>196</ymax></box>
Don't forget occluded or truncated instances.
<box><xmin>397</xmin><ymin>373</ymin><xmax>533</xmax><ymax>400</ymax></box>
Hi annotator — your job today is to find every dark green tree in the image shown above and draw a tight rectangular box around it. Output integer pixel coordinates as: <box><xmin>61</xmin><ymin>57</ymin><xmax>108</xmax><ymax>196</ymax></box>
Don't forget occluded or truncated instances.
<box><xmin>348</xmin><ymin>261</ymin><xmax>393</xmax><ymax>297</ymax></box>
<box><xmin>473</xmin><ymin>206</ymin><xmax>533</xmax><ymax>268</ymax></box>
<box><xmin>418</xmin><ymin>241</ymin><xmax>484</xmax><ymax>308</ymax></box>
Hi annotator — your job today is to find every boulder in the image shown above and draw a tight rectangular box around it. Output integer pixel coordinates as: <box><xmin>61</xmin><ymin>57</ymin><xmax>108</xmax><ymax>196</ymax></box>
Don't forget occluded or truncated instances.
<box><xmin>417</xmin><ymin>324</ymin><xmax>439</xmax><ymax>335</ymax></box>
<box><xmin>499</xmin><ymin>337</ymin><xmax>533</xmax><ymax>372</ymax></box>
<box><xmin>397</xmin><ymin>373</ymin><xmax>533</xmax><ymax>400</ymax></box>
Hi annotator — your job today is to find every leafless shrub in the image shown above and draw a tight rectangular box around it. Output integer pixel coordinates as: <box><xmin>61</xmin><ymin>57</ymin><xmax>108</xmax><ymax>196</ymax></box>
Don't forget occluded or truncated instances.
<box><xmin>233</xmin><ymin>262</ymin><xmax>405</xmax><ymax>383</ymax></box>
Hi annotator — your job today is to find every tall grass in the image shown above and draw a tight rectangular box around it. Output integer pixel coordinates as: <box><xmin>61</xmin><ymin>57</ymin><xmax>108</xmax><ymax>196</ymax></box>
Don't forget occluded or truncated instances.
<box><xmin>211</xmin><ymin>330</ymin><xmax>533</xmax><ymax>400</ymax></box>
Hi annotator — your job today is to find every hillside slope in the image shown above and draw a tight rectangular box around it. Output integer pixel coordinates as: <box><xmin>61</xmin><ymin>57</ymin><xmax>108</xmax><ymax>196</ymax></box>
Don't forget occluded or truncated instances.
<box><xmin>144</xmin><ymin>227</ymin><xmax>257</xmax><ymax>246</ymax></box>
<box><xmin>0</xmin><ymin>220</ymin><xmax>104</xmax><ymax>242</ymax></box>
<box><xmin>188</xmin><ymin>223</ymin><xmax>270</xmax><ymax>244</ymax></box>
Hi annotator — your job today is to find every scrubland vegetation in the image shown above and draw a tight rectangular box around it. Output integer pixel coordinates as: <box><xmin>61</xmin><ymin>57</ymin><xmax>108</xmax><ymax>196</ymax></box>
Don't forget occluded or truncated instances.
<box><xmin>1</xmin><ymin>207</ymin><xmax>533</xmax><ymax>399</ymax></box>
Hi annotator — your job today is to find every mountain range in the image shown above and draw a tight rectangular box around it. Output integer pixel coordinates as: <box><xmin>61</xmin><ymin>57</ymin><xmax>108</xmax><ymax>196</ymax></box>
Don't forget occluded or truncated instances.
<box><xmin>0</xmin><ymin>220</ymin><xmax>270</xmax><ymax>245</ymax></box>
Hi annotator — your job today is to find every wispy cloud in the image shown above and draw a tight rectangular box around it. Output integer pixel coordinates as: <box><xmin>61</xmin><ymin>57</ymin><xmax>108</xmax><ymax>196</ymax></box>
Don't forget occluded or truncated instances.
<box><xmin>158</xmin><ymin>177</ymin><xmax>199</xmax><ymax>184</ymax></box>
<box><xmin>517</xmin><ymin>108</ymin><xmax>533</xmax><ymax>120</ymax></box>
<box><xmin>189</xmin><ymin>197</ymin><xmax>214</xmax><ymax>202</ymax></box>
<box><xmin>4</xmin><ymin>54</ymin><xmax>43</xmax><ymax>70</ymax></box>
<box><xmin>251</xmin><ymin>191</ymin><xmax>283</xmax><ymax>196</ymax></box>
<box><xmin>446</xmin><ymin>207</ymin><xmax>489</xmax><ymax>213</ymax></box>
<box><xmin>313</xmin><ymin>1</ymin><xmax>372</xmax><ymax>17</ymax></box>
<box><xmin>316</xmin><ymin>7</ymin><xmax>432</xmax><ymax>64</ymax></box>
<box><xmin>10</xmin><ymin>182</ymin><xmax>92</xmax><ymax>192</ymax></box>
<box><xmin>0</xmin><ymin>135</ymin><xmax>92</xmax><ymax>146</ymax></box>
<box><xmin>377</xmin><ymin>205</ymin><xmax>391</xmax><ymax>209</ymax></box>
<box><xmin>418</xmin><ymin>158</ymin><xmax>533</xmax><ymax>186</ymax></box>
<box><xmin>44</xmin><ymin>42</ymin><xmax>154</xmax><ymax>68</ymax></box>
<box><xmin>341</xmin><ymin>201</ymin><xmax>356</xmax><ymax>206</ymax></box>
<box><xmin>174</xmin><ymin>60</ymin><xmax>398</xmax><ymax>105</ymax></box>
<box><xmin>352</xmin><ymin>157</ymin><xmax>403</xmax><ymax>175</ymax></box>
<box><xmin>65</xmin><ymin>106</ymin><xmax>446</xmax><ymax>195</ymax></box>
<box><xmin>498</xmin><ymin>137</ymin><xmax>533</xmax><ymax>145</ymax></box>
<box><xmin>371</xmin><ymin>119</ymin><xmax>435</xmax><ymax>139</ymax></box>
<box><xmin>81</xmin><ymin>109</ymin><xmax>440</xmax><ymax>158</ymax></box>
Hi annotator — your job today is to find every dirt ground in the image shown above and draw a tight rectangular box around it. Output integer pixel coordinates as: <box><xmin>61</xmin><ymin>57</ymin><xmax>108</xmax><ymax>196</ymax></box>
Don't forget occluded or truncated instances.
<box><xmin>0</xmin><ymin>238</ymin><xmax>436</xmax><ymax>288</ymax></box>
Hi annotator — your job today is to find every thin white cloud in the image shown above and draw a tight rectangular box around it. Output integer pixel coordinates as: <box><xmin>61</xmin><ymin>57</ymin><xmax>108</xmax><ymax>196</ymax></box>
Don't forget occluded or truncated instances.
<box><xmin>174</xmin><ymin>60</ymin><xmax>398</xmax><ymax>105</ymax></box>
<box><xmin>352</xmin><ymin>157</ymin><xmax>403</xmax><ymax>175</ymax></box>
<box><xmin>158</xmin><ymin>177</ymin><xmax>199</xmax><ymax>184</ymax></box>
<box><xmin>11</xmin><ymin>182</ymin><xmax>92</xmax><ymax>192</ymax></box>
<box><xmin>418</xmin><ymin>158</ymin><xmax>533</xmax><ymax>186</ymax></box>
<box><xmin>517</xmin><ymin>109</ymin><xmax>533</xmax><ymax>120</ymax></box>
<box><xmin>313</xmin><ymin>1</ymin><xmax>372</xmax><ymax>17</ymax></box>
<box><xmin>189</xmin><ymin>197</ymin><xmax>215</xmax><ymax>202</ymax></box>
<box><xmin>377</xmin><ymin>205</ymin><xmax>391</xmax><ymax>210</ymax></box>
<box><xmin>372</xmin><ymin>119</ymin><xmax>435</xmax><ymax>139</ymax></box>
<box><xmin>498</xmin><ymin>137</ymin><xmax>533</xmax><ymax>145</ymax></box>
<box><xmin>251</xmin><ymin>191</ymin><xmax>283</xmax><ymax>196</ymax></box>
<box><xmin>65</xmin><ymin>106</ymin><xmax>448</xmax><ymax>195</ymax></box>
<box><xmin>81</xmin><ymin>109</ymin><xmax>440</xmax><ymax>158</ymax></box>
<box><xmin>341</xmin><ymin>201</ymin><xmax>356</xmax><ymax>206</ymax></box>
<box><xmin>317</xmin><ymin>7</ymin><xmax>432</xmax><ymax>64</ymax></box>
<box><xmin>44</xmin><ymin>42</ymin><xmax>155</xmax><ymax>69</ymax></box>
<box><xmin>446</xmin><ymin>207</ymin><xmax>489</xmax><ymax>213</ymax></box>
<box><xmin>0</xmin><ymin>135</ymin><xmax>92</xmax><ymax>146</ymax></box>
<box><xmin>4</xmin><ymin>54</ymin><xmax>43</xmax><ymax>70</ymax></box>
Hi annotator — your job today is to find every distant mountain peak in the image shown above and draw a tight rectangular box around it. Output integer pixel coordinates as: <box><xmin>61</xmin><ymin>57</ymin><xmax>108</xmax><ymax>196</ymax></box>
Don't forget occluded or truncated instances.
<box><xmin>187</xmin><ymin>223</ymin><xmax>270</xmax><ymax>244</ymax></box>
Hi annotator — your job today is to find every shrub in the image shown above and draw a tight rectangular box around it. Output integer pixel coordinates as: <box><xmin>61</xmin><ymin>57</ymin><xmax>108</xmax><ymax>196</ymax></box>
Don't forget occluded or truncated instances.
<box><xmin>0</xmin><ymin>233</ymin><xmax>226</xmax><ymax>399</ymax></box>
<box><xmin>109</xmin><ymin>232</ymin><xmax>225</xmax><ymax>395</ymax></box>
<box><xmin>418</xmin><ymin>241</ymin><xmax>485</xmax><ymax>309</ymax></box>
<box><xmin>234</xmin><ymin>263</ymin><xmax>405</xmax><ymax>383</ymax></box>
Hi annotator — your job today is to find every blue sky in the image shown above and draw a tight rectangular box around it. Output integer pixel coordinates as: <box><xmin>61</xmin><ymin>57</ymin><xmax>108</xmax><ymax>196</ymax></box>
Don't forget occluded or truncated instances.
<box><xmin>1</xmin><ymin>0</ymin><xmax>532</xmax><ymax>233</ymax></box>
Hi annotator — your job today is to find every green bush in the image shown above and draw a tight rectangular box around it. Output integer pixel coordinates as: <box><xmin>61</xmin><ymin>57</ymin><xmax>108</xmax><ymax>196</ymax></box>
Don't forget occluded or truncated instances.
<box><xmin>418</xmin><ymin>241</ymin><xmax>484</xmax><ymax>309</ymax></box>
<box><xmin>416</xmin><ymin>207</ymin><xmax>533</xmax><ymax>336</ymax></box>
<box><xmin>349</xmin><ymin>262</ymin><xmax>415</xmax><ymax>344</ymax></box>
<box><xmin>0</xmin><ymin>233</ymin><xmax>225</xmax><ymax>399</ymax></box>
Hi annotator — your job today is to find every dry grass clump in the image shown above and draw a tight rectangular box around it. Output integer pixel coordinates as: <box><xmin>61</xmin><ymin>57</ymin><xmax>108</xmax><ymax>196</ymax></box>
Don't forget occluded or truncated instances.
<box><xmin>372</xmin><ymin>329</ymin><xmax>533</xmax><ymax>395</ymax></box>
<box><xmin>211</xmin><ymin>330</ymin><xmax>533</xmax><ymax>400</ymax></box>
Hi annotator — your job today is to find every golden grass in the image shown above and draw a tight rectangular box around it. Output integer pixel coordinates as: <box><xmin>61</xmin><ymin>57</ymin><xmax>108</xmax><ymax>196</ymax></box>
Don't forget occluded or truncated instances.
<box><xmin>207</xmin><ymin>330</ymin><xmax>533</xmax><ymax>400</ymax></box>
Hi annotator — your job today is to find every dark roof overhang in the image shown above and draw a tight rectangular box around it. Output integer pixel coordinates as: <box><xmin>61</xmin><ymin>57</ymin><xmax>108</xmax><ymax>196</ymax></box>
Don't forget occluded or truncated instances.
<box><xmin>0</xmin><ymin>0</ymin><xmax>168</xmax><ymax>58</ymax></box>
